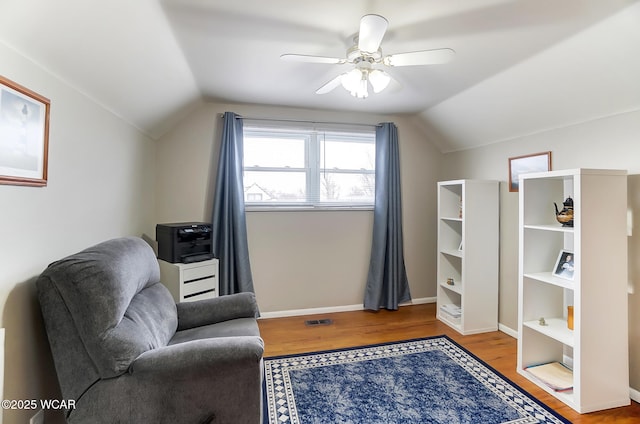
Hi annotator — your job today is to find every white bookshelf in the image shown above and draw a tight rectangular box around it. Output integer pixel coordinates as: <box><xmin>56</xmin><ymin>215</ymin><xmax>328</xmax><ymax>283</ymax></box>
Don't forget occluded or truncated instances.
<box><xmin>517</xmin><ymin>168</ymin><xmax>629</xmax><ymax>413</ymax></box>
<box><xmin>436</xmin><ymin>180</ymin><xmax>499</xmax><ymax>335</ymax></box>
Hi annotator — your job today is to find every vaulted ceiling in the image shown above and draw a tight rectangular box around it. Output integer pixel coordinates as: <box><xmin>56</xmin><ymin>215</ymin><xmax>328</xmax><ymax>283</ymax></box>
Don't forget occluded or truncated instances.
<box><xmin>1</xmin><ymin>0</ymin><xmax>639</xmax><ymax>152</ymax></box>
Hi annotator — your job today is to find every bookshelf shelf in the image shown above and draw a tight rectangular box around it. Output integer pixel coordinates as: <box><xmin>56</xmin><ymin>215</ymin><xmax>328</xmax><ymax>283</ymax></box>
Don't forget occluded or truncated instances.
<box><xmin>523</xmin><ymin>318</ymin><xmax>574</xmax><ymax>347</ymax></box>
<box><xmin>439</xmin><ymin>281</ymin><xmax>462</xmax><ymax>295</ymax></box>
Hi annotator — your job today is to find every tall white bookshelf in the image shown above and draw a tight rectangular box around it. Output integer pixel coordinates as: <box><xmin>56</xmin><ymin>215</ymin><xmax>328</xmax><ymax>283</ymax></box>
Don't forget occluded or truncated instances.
<box><xmin>517</xmin><ymin>168</ymin><xmax>629</xmax><ymax>413</ymax></box>
<box><xmin>436</xmin><ymin>179</ymin><xmax>499</xmax><ymax>335</ymax></box>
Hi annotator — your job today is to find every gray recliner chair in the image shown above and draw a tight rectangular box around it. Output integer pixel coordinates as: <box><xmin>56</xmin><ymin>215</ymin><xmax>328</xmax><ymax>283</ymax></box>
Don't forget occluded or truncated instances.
<box><xmin>36</xmin><ymin>237</ymin><xmax>264</xmax><ymax>423</ymax></box>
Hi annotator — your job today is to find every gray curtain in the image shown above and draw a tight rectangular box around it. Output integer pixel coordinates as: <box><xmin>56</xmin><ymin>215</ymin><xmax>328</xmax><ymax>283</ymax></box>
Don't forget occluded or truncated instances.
<box><xmin>364</xmin><ymin>122</ymin><xmax>411</xmax><ymax>310</ymax></box>
<box><xmin>211</xmin><ymin>112</ymin><xmax>255</xmax><ymax>295</ymax></box>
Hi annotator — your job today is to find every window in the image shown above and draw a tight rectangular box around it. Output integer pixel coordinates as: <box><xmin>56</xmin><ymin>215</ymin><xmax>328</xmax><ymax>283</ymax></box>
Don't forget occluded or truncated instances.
<box><xmin>243</xmin><ymin>121</ymin><xmax>375</xmax><ymax>208</ymax></box>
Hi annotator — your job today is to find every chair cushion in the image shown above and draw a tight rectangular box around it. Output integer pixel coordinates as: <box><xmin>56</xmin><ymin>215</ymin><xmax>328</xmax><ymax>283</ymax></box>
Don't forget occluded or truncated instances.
<box><xmin>41</xmin><ymin>237</ymin><xmax>177</xmax><ymax>377</ymax></box>
<box><xmin>169</xmin><ymin>317</ymin><xmax>260</xmax><ymax>346</ymax></box>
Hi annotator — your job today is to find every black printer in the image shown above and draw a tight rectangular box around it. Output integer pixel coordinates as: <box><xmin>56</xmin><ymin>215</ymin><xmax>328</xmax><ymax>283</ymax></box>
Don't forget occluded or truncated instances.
<box><xmin>156</xmin><ymin>222</ymin><xmax>213</xmax><ymax>263</ymax></box>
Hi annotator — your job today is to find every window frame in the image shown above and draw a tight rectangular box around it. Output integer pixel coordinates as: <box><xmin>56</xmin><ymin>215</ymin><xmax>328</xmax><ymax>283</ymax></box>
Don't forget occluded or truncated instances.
<box><xmin>242</xmin><ymin>122</ymin><xmax>376</xmax><ymax>211</ymax></box>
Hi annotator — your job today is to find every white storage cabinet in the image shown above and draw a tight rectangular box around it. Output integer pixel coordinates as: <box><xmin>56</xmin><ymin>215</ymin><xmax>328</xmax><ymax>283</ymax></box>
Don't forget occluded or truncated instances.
<box><xmin>158</xmin><ymin>258</ymin><xmax>219</xmax><ymax>302</ymax></box>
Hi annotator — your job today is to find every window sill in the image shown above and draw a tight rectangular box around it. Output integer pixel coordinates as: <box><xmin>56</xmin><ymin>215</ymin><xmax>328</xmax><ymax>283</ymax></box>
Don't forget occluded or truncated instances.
<box><xmin>245</xmin><ymin>205</ymin><xmax>374</xmax><ymax>212</ymax></box>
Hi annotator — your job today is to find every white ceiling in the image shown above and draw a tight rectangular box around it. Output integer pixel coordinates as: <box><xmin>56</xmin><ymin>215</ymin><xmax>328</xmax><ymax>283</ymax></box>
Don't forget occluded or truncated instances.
<box><xmin>1</xmin><ymin>0</ymin><xmax>639</xmax><ymax>151</ymax></box>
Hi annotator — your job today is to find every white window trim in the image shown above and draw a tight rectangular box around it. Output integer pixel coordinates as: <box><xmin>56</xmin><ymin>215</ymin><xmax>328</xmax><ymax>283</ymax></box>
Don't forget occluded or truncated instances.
<box><xmin>243</xmin><ymin>120</ymin><xmax>376</xmax><ymax>211</ymax></box>
<box><xmin>245</xmin><ymin>205</ymin><xmax>374</xmax><ymax>212</ymax></box>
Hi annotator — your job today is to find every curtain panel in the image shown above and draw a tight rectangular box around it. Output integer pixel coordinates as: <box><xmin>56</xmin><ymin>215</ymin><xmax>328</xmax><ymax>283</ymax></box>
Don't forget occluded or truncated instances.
<box><xmin>211</xmin><ymin>112</ymin><xmax>256</xmax><ymax>296</ymax></box>
<box><xmin>364</xmin><ymin>122</ymin><xmax>411</xmax><ymax>310</ymax></box>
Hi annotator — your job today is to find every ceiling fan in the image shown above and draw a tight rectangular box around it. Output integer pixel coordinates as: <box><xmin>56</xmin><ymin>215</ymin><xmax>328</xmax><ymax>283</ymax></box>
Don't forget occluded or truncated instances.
<box><xmin>281</xmin><ymin>14</ymin><xmax>455</xmax><ymax>98</ymax></box>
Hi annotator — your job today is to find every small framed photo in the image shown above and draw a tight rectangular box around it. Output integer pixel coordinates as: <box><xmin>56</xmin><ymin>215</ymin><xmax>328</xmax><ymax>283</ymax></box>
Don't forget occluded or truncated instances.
<box><xmin>508</xmin><ymin>151</ymin><xmax>551</xmax><ymax>192</ymax></box>
<box><xmin>553</xmin><ymin>250</ymin><xmax>575</xmax><ymax>280</ymax></box>
<box><xmin>0</xmin><ymin>75</ymin><xmax>50</xmax><ymax>186</ymax></box>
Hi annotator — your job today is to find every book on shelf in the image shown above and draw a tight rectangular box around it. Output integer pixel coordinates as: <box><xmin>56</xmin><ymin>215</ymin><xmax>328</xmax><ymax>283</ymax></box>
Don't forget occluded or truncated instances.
<box><xmin>525</xmin><ymin>361</ymin><xmax>573</xmax><ymax>392</ymax></box>
<box><xmin>440</xmin><ymin>304</ymin><xmax>461</xmax><ymax>318</ymax></box>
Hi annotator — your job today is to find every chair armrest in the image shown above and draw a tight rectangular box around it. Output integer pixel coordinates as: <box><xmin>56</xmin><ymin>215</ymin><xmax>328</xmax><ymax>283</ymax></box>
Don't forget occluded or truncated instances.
<box><xmin>117</xmin><ymin>337</ymin><xmax>264</xmax><ymax>424</ymax></box>
<box><xmin>176</xmin><ymin>292</ymin><xmax>259</xmax><ymax>331</ymax></box>
<box><xmin>129</xmin><ymin>336</ymin><xmax>264</xmax><ymax>378</ymax></box>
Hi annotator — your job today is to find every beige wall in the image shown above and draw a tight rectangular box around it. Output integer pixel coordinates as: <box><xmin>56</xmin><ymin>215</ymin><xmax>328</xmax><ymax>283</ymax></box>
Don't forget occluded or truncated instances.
<box><xmin>0</xmin><ymin>43</ymin><xmax>156</xmax><ymax>424</ymax></box>
<box><xmin>441</xmin><ymin>109</ymin><xmax>640</xmax><ymax>391</ymax></box>
<box><xmin>155</xmin><ymin>102</ymin><xmax>442</xmax><ymax>313</ymax></box>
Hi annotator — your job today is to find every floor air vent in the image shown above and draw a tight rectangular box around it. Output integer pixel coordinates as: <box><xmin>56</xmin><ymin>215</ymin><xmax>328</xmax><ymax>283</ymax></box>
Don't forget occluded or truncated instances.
<box><xmin>305</xmin><ymin>319</ymin><xmax>333</xmax><ymax>326</ymax></box>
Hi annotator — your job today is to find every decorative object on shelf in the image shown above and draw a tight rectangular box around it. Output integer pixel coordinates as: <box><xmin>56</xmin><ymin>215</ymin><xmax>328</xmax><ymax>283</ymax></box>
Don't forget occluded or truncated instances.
<box><xmin>508</xmin><ymin>151</ymin><xmax>552</xmax><ymax>192</ymax></box>
<box><xmin>0</xmin><ymin>75</ymin><xmax>50</xmax><ymax>187</ymax></box>
<box><xmin>552</xmin><ymin>250</ymin><xmax>575</xmax><ymax>280</ymax></box>
<box><xmin>567</xmin><ymin>306</ymin><xmax>574</xmax><ymax>330</ymax></box>
<box><xmin>458</xmin><ymin>196</ymin><xmax>463</xmax><ymax>218</ymax></box>
<box><xmin>539</xmin><ymin>317</ymin><xmax>548</xmax><ymax>326</ymax></box>
<box><xmin>446</xmin><ymin>277</ymin><xmax>455</xmax><ymax>286</ymax></box>
<box><xmin>554</xmin><ymin>196</ymin><xmax>574</xmax><ymax>227</ymax></box>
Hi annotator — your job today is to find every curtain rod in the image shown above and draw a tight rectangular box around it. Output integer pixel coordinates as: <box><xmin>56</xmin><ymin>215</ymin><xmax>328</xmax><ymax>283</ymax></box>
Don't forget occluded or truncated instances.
<box><xmin>221</xmin><ymin>114</ymin><xmax>381</xmax><ymax>128</ymax></box>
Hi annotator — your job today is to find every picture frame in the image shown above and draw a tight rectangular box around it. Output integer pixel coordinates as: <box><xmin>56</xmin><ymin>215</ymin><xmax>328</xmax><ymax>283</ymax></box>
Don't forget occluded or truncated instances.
<box><xmin>0</xmin><ymin>75</ymin><xmax>50</xmax><ymax>187</ymax></box>
<box><xmin>508</xmin><ymin>151</ymin><xmax>551</xmax><ymax>192</ymax></box>
<box><xmin>553</xmin><ymin>249</ymin><xmax>575</xmax><ymax>280</ymax></box>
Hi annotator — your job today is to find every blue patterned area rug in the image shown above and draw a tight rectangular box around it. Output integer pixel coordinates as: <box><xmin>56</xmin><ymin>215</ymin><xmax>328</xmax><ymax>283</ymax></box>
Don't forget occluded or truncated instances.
<box><xmin>262</xmin><ymin>335</ymin><xmax>570</xmax><ymax>424</ymax></box>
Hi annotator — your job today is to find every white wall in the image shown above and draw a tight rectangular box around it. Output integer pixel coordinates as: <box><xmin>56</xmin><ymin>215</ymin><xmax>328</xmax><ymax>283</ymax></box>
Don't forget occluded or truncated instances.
<box><xmin>156</xmin><ymin>102</ymin><xmax>442</xmax><ymax>313</ymax></box>
<box><xmin>0</xmin><ymin>42</ymin><xmax>156</xmax><ymax>424</ymax></box>
<box><xmin>0</xmin><ymin>328</ymin><xmax>4</xmax><ymax>424</ymax></box>
<box><xmin>441</xmin><ymin>109</ymin><xmax>640</xmax><ymax>392</ymax></box>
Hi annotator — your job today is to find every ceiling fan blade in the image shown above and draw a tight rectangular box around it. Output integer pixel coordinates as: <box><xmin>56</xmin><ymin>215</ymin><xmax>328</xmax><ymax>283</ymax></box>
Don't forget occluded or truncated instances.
<box><xmin>280</xmin><ymin>54</ymin><xmax>345</xmax><ymax>64</ymax></box>
<box><xmin>358</xmin><ymin>14</ymin><xmax>388</xmax><ymax>53</ymax></box>
<box><xmin>384</xmin><ymin>48</ymin><xmax>455</xmax><ymax>67</ymax></box>
<box><xmin>315</xmin><ymin>74</ymin><xmax>345</xmax><ymax>94</ymax></box>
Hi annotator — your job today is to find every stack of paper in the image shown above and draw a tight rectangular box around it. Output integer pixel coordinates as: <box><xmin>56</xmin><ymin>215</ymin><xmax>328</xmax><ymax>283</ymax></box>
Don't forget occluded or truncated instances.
<box><xmin>440</xmin><ymin>304</ymin><xmax>462</xmax><ymax>318</ymax></box>
<box><xmin>525</xmin><ymin>362</ymin><xmax>573</xmax><ymax>392</ymax></box>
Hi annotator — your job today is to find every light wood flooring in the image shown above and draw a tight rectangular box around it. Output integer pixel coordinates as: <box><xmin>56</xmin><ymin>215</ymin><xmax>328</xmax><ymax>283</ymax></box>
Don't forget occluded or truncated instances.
<box><xmin>257</xmin><ymin>303</ymin><xmax>640</xmax><ymax>424</ymax></box>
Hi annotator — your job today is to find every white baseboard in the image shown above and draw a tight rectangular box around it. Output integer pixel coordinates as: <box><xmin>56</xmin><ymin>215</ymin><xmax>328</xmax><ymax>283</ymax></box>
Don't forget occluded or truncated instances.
<box><xmin>259</xmin><ymin>303</ymin><xmax>363</xmax><ymax>319</ymax></box>
<box><xmin>498</xmin><ymin>323</ymin><xmax>518</xmax><ymax>339</ymax></box>
<box><xmin>630</xmin><ymin>386</ymin><xmax>640</xmax><ymax>403</ymax></box>
<box><xmin>259</xmin><ymin>297</ymin><xmax>436</xmax><ymax>319</ymax></box>
<box><xmin>405</xmin><ymin>297</ymin><xmax>437</xmax><ymax>305</ymax></box>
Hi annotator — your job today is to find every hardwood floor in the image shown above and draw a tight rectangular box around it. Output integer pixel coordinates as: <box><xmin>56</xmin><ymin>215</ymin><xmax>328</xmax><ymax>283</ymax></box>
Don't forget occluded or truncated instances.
<box><xmin>258</xmin><ymin>303</ymin><xmax>640</xmax><ymax>423</ymax></box>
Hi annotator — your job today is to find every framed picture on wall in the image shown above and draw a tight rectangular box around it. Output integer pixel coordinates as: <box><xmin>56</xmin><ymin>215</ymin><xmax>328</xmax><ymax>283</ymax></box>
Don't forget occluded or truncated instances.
<box><xmin>0</xmin><ymin>75</ymin><xmax>50</xmax><ymax>187</ymax></box>
<box><xmin>508</xmin><ymin>151</ymin><xmax>551</xmax><ymax>192</ymax></box>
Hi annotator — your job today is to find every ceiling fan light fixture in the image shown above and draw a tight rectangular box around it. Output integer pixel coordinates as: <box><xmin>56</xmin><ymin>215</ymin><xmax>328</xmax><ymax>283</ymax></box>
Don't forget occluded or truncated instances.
<box><xmin>341</xmin><ymin>67</ymin><xmax>389</xmax><ymax>98</ymax></box>
<box><xmin>341</xmin><ymin>68</ymin><xmax>368</xmax><ymax>98</ymax></box>
<box><xmin>356</xmin><ymin>77</ymin><xmax>369</xmax><ymax>99</ymax></box>
<box><xmin>369</xmin><ymin>69</ymin><xmax>391</xmax><ymax>93</ymax></box>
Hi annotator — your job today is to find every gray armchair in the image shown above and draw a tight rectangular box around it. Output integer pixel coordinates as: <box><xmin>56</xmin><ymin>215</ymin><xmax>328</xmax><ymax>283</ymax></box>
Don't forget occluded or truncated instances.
<box><xmin>36</xmin><ymin>237</ymin><xmax>263</xmax><ymax>423</ymax></box>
